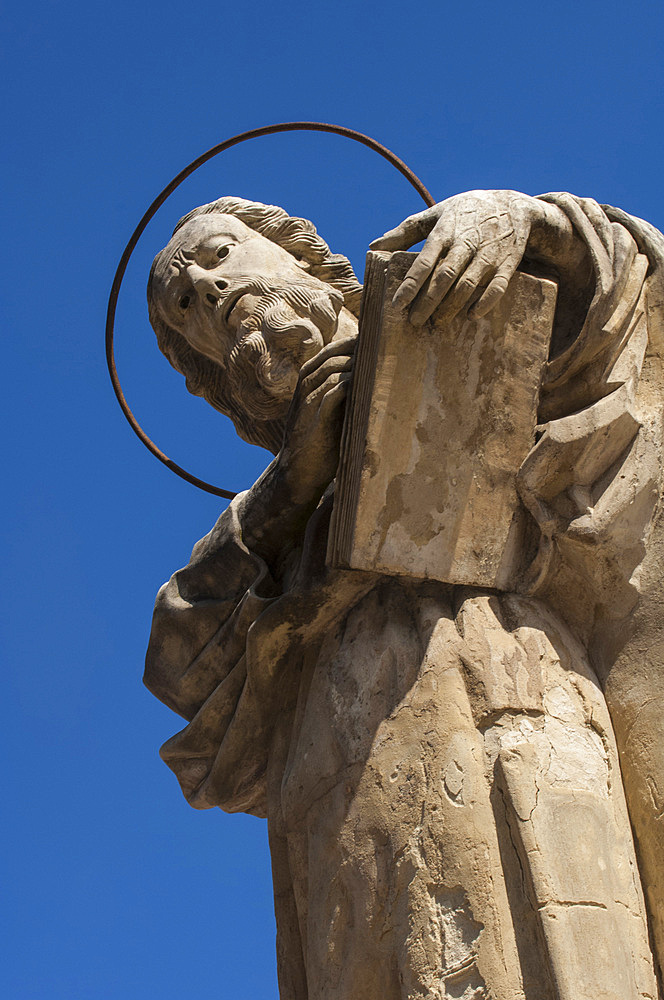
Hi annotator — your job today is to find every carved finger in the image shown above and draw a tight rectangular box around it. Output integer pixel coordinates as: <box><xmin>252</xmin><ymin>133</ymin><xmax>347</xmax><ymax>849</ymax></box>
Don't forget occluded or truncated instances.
<box><xmin>318</xmin><ymin>373</ymin><xmax>351</xmax><ymax>421</ymax></box>
<box><xmin>369</xmin><ymin>205</ymin><xmax>442</xmax><ymax>251</ymax></box>
<box><xmin>408</xmin><ymin>239</ymin><xmax>475</xmax><ymax>326</ymax></box>
<box><xmin>303</xmin><ymin>370</ymin><xmax>350</xmax><ymax>421</ymax></box>
<box><xmin>468</xmin><ymin>255</ymin><xmax>520</xmax><ymax>318</ymax></box>
<box><xmin>301</xmin><ymin>355</ymin><xmax>353</xmax><ymax>396</ymax></box>
<box><xmin>298</xmin><ymin>335</ymin><xmax>357</xmax><ymax>381</ymax></box>
<box><xmin>392</xmin><ymin>215</ymin><xmax>457</xmax><ymax>311</ymax></box>
<box><xmin>438</xmin><ymin>251</ymin><xmax>500</xmax><ymax>318</ymax></box>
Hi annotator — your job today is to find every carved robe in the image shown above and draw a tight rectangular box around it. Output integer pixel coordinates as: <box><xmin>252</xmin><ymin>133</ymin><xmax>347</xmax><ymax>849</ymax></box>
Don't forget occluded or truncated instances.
<box><xmin>145</xmin><ymin>197</ymin><xmax>664</xmax><ymax>1000</ymax></box>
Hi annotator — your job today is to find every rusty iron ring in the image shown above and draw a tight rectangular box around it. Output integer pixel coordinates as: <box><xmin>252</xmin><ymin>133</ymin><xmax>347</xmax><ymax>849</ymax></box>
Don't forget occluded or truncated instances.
<box><xmin>106</xmin><ymin>121</ymin><xmax>436</xmax><ymax>499</ymax></box>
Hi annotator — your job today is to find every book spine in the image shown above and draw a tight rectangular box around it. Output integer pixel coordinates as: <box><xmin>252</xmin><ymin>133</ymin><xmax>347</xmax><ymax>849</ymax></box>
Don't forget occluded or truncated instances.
<box><xmin>328</xmin><ymin>252</ymin><xmax>388</xmax><ymax>568</ymax></box>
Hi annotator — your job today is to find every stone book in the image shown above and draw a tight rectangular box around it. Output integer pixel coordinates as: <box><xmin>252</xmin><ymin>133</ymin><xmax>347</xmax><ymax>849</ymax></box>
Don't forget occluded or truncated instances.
<box><xmin>327</xmin><ymin>250</ymin><xmax>557</xmax><ymax>589</ymax></box>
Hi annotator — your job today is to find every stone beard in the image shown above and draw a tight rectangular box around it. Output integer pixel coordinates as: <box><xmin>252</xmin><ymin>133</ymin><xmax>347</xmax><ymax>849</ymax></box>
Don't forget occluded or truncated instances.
<box><xmin>144</xmin><ymin>193</ymin><xmax>664</xmax><ymax>999</ymax></box>
<box><xmin>224</xmin><ymin>277</ymin><xmax>344</xmax><ymax>422</ymax></box>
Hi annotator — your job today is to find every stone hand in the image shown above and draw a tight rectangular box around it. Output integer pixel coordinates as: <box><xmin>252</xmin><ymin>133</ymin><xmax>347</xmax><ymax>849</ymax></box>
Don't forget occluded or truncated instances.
<box><xmin>370</xmin><ymin>190</ymin><xmax>546</xmax><ymax>326</ymax></box>
<box><xmin>277</xmin><ymin>336</ymin><xmax>356</xmax><ymax>503</ymax></box>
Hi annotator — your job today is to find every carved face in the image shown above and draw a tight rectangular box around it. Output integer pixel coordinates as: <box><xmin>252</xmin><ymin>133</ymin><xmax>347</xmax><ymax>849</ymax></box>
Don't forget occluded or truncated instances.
<box><xmin>151</xmin><ymin>214</ymin><xmax>345</xmax><ymax>421</ymax></box>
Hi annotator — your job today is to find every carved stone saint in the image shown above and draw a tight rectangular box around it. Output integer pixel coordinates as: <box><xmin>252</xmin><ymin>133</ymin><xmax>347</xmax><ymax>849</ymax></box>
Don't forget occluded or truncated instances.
<box><xmin>145</xmin><ymin>190</ymin><xmax>664</xmax><ymax>1000</ymax></box>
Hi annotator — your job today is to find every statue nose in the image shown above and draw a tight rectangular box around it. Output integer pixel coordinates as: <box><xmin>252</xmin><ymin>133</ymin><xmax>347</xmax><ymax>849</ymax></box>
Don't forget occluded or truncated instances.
<box><xmin>187</xmin><ymin>264</ymin><xmax>229</xmax><ymax>306</ymax></box>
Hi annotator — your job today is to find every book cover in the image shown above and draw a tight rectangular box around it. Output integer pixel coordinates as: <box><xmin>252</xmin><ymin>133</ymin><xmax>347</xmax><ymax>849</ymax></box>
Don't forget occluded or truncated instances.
<box><xmin>327</xmin><ymin>250</ymin><xmax>557</xmax><ymax>590</ymax></box>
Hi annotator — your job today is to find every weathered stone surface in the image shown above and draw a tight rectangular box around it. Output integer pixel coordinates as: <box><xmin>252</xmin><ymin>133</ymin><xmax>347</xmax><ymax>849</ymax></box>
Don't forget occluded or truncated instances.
<box><xmin>329</xmin><ymin>254</ymin><xmax>557</xmax><ymax>589</ymax></box>
<box><xmin>143</xmin><ymin>190</ymin><xmax>664</xmax><ymax>998</ymax></box>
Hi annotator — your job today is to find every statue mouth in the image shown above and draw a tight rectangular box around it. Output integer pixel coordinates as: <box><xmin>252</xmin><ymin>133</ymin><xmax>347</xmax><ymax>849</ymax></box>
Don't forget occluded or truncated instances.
<box><xmin>219</xmin><ymin>288</ymin><xmax>248</xmax><ymax>328</ymax></box>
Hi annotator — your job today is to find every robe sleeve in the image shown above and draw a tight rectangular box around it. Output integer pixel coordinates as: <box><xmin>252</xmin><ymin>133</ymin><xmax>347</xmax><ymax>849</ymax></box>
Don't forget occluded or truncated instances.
<box><xmin>144</xmin><ymin>492</ymin><xmax>279</xmax><ymax>815</ymax></box>
<box><xmin>516</xmin><ymin>194</ymin><xmax>660</xmax><ymax>624</ymax></box>
<box><xmin>145</xmin><ymin>487</ymin><xmax>377</xmax><ymax>816</ymax></box>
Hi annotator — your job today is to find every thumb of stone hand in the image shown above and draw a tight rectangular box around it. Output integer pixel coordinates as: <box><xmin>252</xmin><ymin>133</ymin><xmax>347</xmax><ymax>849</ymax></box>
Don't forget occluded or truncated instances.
<box><xmin>369</xmin><ymin>205</ymin><xmax>441</xmax><ymax>250</ymax></box>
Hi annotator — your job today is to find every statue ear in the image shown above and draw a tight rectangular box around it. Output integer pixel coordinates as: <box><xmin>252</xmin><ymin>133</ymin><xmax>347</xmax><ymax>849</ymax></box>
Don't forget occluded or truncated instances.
<box><xmin>294</xmin><ymin>258</ymin><xmax>312</xmax><ymax>271</ymax></box>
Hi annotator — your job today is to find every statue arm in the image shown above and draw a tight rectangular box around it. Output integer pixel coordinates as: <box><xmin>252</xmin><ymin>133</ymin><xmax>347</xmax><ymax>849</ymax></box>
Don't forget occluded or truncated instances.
<box><xmin>144</xmin><ymin>495</ymin><xmax>277</xmax><ymax>720</ymax></box>
<box><xmin>144</xmin><ymin>335</ymin><xmax>356</xmax><ymax>718</ymax></box>
<box><xmin>235</xmin><ymin>335</ymin><xmax>356</xmax><ymax>572</ymax></box>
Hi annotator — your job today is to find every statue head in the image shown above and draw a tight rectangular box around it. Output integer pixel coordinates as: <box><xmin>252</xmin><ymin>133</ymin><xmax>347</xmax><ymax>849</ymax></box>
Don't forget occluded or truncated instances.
<box><xmin>148</xmin><ymin>197</ymin><xmax>362</xmax><ymax>453</ymax></box>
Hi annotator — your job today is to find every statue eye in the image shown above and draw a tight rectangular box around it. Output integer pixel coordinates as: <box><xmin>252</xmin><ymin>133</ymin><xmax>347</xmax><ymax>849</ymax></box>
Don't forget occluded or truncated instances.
<box><xmin>179</xmin><ymin>294</ymin><xmax>191</xmax><ymax>310</ymax></box>
<box><xmin>216</xmin><ymin>245</ymin><xmax>231</xmax><ymax>260</ymax></box>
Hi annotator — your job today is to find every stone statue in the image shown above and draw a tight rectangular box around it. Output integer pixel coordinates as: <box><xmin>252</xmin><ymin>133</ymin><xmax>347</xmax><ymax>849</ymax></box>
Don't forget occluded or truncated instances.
<box><xmin>145</xmin><ymin>190</ymin><xmax>664</xmax><ymax>1000</ymax></box>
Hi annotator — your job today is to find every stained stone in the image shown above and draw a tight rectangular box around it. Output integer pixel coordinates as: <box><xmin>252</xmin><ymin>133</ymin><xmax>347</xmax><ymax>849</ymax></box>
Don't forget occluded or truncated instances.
<box><xmin>143</xmin><ymin>190</ymin><xmax>664</xmax><ymax>999</ymax></box>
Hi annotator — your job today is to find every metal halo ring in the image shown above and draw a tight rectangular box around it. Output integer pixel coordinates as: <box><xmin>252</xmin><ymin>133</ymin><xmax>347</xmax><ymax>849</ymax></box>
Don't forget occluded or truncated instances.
<box><xmin>106</xmin><ymin>121</ymin><xmax>436</xmax><ymax>499</ymax></box>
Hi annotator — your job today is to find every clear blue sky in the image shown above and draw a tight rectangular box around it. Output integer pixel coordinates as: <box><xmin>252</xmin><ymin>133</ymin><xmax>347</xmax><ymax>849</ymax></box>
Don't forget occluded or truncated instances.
<box><xmin>3</xmin><ymin>1</ymin><xmax>663</xmax><ymax>997</ymax></box>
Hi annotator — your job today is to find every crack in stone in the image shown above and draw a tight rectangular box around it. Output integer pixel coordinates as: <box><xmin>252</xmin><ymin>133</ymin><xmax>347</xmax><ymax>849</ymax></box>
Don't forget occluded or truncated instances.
<box><xmin>537</xmin><ymin>899</ymin><xmax>608</xmax><ymax>910</ymax></box>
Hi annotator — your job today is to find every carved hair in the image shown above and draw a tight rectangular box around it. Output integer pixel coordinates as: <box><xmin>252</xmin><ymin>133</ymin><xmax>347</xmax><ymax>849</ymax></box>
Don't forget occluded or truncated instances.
<box><xmin>148</xmin><ymin>197</ymin><xmax>362</xmax><ymax>453</ymax></box>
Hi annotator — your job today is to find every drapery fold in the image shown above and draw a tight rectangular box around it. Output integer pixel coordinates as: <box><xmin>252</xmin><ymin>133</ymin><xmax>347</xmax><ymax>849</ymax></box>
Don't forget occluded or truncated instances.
<box><xmin>146</xmin><ymin>492</ymin><xmax>375</xmax><ymax>814</ymax></box>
